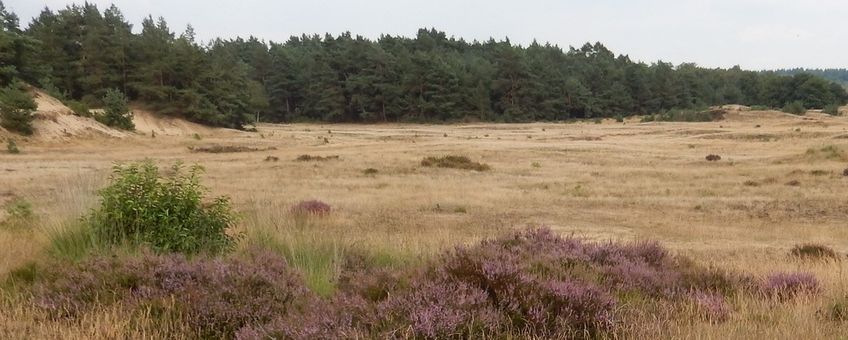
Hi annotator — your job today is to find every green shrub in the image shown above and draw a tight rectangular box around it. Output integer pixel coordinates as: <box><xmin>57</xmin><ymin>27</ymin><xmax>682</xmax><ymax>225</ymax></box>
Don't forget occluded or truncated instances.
<box><xmin>823</xmin><ymin>104</ymin><xmax>840</xmax><ymax>115</ymax></box>
<box><xmin>782</xmin><ymin>101</ymin><xmax>806</xmax><ymax>115</ymax></box>
<box><xmin>0</xmin><ymin>83</ymin><xmax>37</xmax><ymax>135</ymax></box>
<box><xmin>655</xmin><ymin>108</ymin><xmax>721</xmax><ymax>122</ymax></box>
<box><xmin>614</xmin><ymin>114</ymin><xmax>624</xmax><ymax>123</ymax></box>
<box><xmin>65</xmin><ymin>100</ymin><xmax>92</xmax><ymax>117</ymax></box>
<box><xmin>2</xmin><ymin>198</ymin><xmax>35</xmax><ymax>230</ymax></box>
<box><xmin>96</xmin><ymin>89</ymin><xmax>134</xmax><ymax>130</ymax></box>
<box><xmin>88</xmin><ymin>160</ymin><xmax>238</xmax><ymax>254</ymax></box>
<box><xmin>6</xmin><ymin>139</ymin><xmax>19</xmax><ymax>154</ymax></box>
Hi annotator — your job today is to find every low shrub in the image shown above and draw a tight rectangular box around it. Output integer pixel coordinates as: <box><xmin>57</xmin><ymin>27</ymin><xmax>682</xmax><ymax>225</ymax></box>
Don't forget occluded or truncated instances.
<box><xmin>759</xmin><ymin>272</ymin><xmax>821</xmax><ymax>300</ymax></box>
<box><xmin>6</xmin><ymin>139</ymin><xmax>20</xmax><ymax>154</ymax></box>
<box><xmin>421</xmin><ymin>155</ymin><xmax>490</xmax><ymax>171</ymax></box>
<box><xmin>782</xmin><ymin>101</ymin><xmax>806</xmax><ymax>115</ymax></box>
<box><xmin>34</xmin><ymin>249</ymin><xmax>307</xmax><ymax>338</ymax></box>
<box><xmin>295</xmin><ymin>154</ymin><xmax>339</xmax><ymax>161</ymax></box>
<box><xmin>789</xmin><ymin>244</ymin><xmax>839</xmax><ymax>260</ymax></box>
<box><xmin>88</xmin><ymin>160</ymin><xmax>238</xmax><ymax>254</ymax></box>
<box><xmin>96</xmin><ymin>89</ymin><xmax>135</xmax><ymax>130</ymax></box>
<box><xmin>785</xmin><ymin>180</ymin><xmax>801</xmax><ymax>186</ymax></box>
<box><xmin>362</xmin><ymin>168</ymin><xmax>379</xmax><ymax>175</ymax></box>
<box><xmin>290</xmin><ymin>200</ymin><xmax>331</xmax><ymax>216</ymax></box>
<box><xmin>66</xmin><ymin>100</ymin><xmax>92</xmax><ymax>117</ymax></box>
<box><xmin>705</xmin><ymin>154</ymin><xmax>722</xmax><ymax>162</ymax></box>
<box><xmin>655</xmin><ymin>108</ymin><xmax>724</xmax><ymax>122</ymax></box>
<box><xmin>264</xmin><ymin>156</ymin><xmax>279</xmax><ymax>162</ymax></box>
<box><xmin>0</xmin><ymin>83</ymin><xmax>37</xmax><ymax>135</ymax></box>
<box><xmin>823</xmin><ymin>104</ymin><xmax>840</xmax><ymax>115</ymax></box>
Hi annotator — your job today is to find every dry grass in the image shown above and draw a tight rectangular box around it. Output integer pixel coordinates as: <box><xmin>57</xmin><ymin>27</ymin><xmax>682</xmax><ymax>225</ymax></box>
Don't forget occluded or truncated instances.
<box><xmin>1</xmin><ymin>113</ymin><xmax>848</xmax><ymax>337</ymax></box>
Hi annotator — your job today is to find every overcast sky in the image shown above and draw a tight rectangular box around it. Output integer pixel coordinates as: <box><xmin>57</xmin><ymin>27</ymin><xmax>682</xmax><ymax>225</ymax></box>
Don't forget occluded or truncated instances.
<box><xmin>6</xmin><ymin>0</ymin><xmax>846</xmax><ymax>70</ymax></box>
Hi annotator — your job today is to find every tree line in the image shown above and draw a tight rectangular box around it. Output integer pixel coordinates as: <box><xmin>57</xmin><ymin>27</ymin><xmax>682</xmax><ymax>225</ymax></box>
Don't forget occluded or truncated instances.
<box><xmin>1</xmin><ymin>1</ymin><xmax>846</xmax><ymax>129</ymax></box>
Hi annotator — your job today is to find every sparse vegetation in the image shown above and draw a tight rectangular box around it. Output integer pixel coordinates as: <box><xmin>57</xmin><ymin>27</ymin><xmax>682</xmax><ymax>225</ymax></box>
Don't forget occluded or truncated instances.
<box><xmin>2</xmin><ymin>198</ymin><xmax>34</xmax><ymax>230</ymax></box>
<box><xmin>264</xmin><ymin>156</ymin><xmax>279</xmax><ymax>162</ymax></box>
<box><xmin>362</xmin><ymin>168</ymin><xmax>378</xmax><ymax>175</ymax></box>
<box><xmin>823</xmin><ymin>104</ymin><xmax>840</xmax><ymax>115</ymax></box>
<box><xmin>290</xmin><ymin>200</ymin><xmax>331</xmax><ymax>216</ymax></box>
<box><xmin>706</xmin><ymin>154</ymin><xmax>722</xmax><ymax>161</ymax></box>
<box><xmin>421</xmin><ymin>155</ymin><xmax>491</xmax><ymax>171</ymax></box>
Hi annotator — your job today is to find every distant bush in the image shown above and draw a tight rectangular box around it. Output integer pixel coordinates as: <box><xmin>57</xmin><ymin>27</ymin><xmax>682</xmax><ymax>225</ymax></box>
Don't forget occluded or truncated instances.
<box><xmin>35</xmin><ymin>249</ymin><xmax>307</xmax><ymax>338</ymax></box>
<box><xmin>705</xmin><ymin>154</ymin><xmax>722</xmax><ymax>161</ymax></box>
<box><xmin>190</xmin><ymin>145</ymin><xmax>275</xmax><ymax>153</ymax></box>
<box><xmin>421</xmin><ymin>155</ymin><xmax>490</xmax><ymax>171</ymax></box>
<box><xmin>96</xmin><ymin>89</ymin><xmax>135</xmax><ymax>130</ymax></box>
<box><xmin>782</xmin><ymin>101</ymin><xmax>806</xmax><ymax>115</ymax></box>
<box><xmin>290</xmin><ymin>200</ymin><xmax>331</xmax><ymax>216</ymax></box>
<box><xmin>88</xmin><ymin>160</ymin><xmax>237</xmax><ymax>254</ymax></box>
<box><xmin>264</xmin><ymin>156</ymin><xmax>279</xmax><ymax>162</ymax></box>
<box><xmin>295</xmin><ymin>154</ymin><xmax>339</xmax><ymax>161</ymax></box>
<box><xmin>362</xmin><ymin>168</ymin><xmax>378</xmax><ymax>175</ymax></box>
<box><xmin>750</xmin><ymin>105</ymin><xmax>770</xmax><ymax>111</ymax></box>
<box><xmin>615</xmin><ymin>114</ymin><xmax>624</xmax><ymax>123</ymax></box>
<box><xmin>0</xmin><ymin>83</ymin><xmax>37</xmax><ymax>135</ymax></box>
<box><xmin>6</xmin><ymin>139</ymin><xmax>20</xmax><ymax>154</ymax></box>
<box><xmin>759</xmin><ymin>272</ymin><xmax>821</xmax><ymax>300</ymax></box>
<box><xmin>790</xmin><ymin>244</ymin><xmax>839</xmax><ymax>260</ymax></box>
<box><xmin>823</xmin><ymin>104</ymin><xmax>840</xmax><ymax>115</ymax></box>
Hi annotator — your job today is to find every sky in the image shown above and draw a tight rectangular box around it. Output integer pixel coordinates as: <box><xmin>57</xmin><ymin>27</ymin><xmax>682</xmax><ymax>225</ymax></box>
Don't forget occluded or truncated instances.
<box><xmin>6</xmin><ymin>0</ymin><xmax>847</xmax><ymax>70</ymax></box>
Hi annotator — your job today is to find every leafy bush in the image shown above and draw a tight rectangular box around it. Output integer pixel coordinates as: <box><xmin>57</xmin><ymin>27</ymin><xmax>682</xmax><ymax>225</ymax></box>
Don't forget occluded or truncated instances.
<box><xmin>0</xmin><ymin>83</ymin><xmax>37</xmax><ymax>135</ymax></box>
<box><xmin>789</xmin><ymin>243</ymin><xmax>838</xmax><ymax>260</ymax></box>
<box><xmin>759</xmin><ymin>272</ymin><xmax>821</xmax><ymax>300</ymax></box>
<box><xmin>96</xmin><ymin>89</ymin><xmax>134</xmax><ymax>130</ymax></box>
<box><xmin>290</xmin><ymin>200</ymin><xmax>331</xmax><ymax>216</ymax></box>
<box><xmin>782</xmin><ymin>101</ymin><xmax>806</xmax><ymax>115</ymax></box>
<box><xmin>6</xmin><ymin>138</ymin><xmax>19</xmax><ymax>154</ymax></box>
<box><xmin>421</xmin><ymin>155</ymin><xmax>491</xmax><ymax>171</ymax></box>
<box><xmin>88</xmin><ymin>160</ymin><xmax>237</xmax><ymax>254</ymax></box>
<box><xmin>823</xmin><ymin>104</ymin><xmax>840</xmax><ymax>115</ymax></box>
<box><xmin>35</xmin><ymin>249</ymin><xmax>307</xmax><ymax>338</ymax></box>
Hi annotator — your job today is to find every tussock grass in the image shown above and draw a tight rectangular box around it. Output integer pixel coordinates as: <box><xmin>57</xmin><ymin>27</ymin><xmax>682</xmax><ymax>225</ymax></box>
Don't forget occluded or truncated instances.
<box><xmin>421</xmin><ymin>155</ymin><xmax>491</xmax><ymax>171</ymax></box>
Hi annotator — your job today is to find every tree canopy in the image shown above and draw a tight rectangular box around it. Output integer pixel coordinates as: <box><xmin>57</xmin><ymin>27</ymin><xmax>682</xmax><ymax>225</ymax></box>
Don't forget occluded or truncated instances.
<box><xmin>2</xmin><ymin>2</ymin><xmax>846</xmax><ymax>127</ymax></box>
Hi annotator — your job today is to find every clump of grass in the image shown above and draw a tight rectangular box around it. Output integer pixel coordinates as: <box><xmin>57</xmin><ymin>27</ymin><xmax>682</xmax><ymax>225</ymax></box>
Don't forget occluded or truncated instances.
<box><xmin>264</xmin><ymin>156</ymin><xmax>279</xmax><ymax>162</ymax></box>
<box><xmin>190</xmin><ymin>145</ymin><xmax>276</xmax><ymax>153</ymax></box>
<box><xmin>2</xmin><ymin>197</ymin><xmax>35</xmax><ymax>230</ymax></box>
<box><xmin>705</xmin><ymin>154</ymin><xmax>722</xmax><ymax>162</ymax></box>
<box><xmin>295</xmin><ymin>154</ymin><xmax>339</xmax><ymax>162</ymax></box>
<box><xmin>742</xmin><ymin>180</ymin><xmax>759</xmax><ymax>187</ymax></box>
<box><xmin>192</xmin><ymin>133</ymin><xmax>202</xmax><ymax>140</ymax></box>
<box><xmin>789</xmin><ymin>244</ymin><xmax>839</xmax><ymax>260</ymax></box>
<box><xmin>531</xmin><ymin>162</ymin><xmax>541</xmax><ymax>168</ymax></box>
<box><xmin>421</xmin><ymin>155</ymin><xmax>491</xmax><ymax>171</ymax></box>
<box><xmin>805</xmin><ymin>145</ymin><xmax>845</xmax><ymax>160</ymax></box>
<box><xmin>6</xmin><ymin>139</ymin><xmax>20</xmax><ymax>154</ymax></box>
<box><xmin>823</xmin><ymin>296</ymin><xmax>848</xmax><ymax>321</ymax></box>
<box><xmin>362</xmin><ymin>168</ymin><xmax>379</xmax><ymax>175</ymax></box>
<box><xmin>290</xmin><ymin>200</ymin><xmax>331</xmax><ymax>216</ymax></box>
<box><xmin>809</xmin><ymin>169</ymin><xmax>830</xmax><ymax>176</ymax></box>
<box><xmin>785</xmin><ymin>180</ymin><xmax>801</xmax><ymax>186</ymax></box>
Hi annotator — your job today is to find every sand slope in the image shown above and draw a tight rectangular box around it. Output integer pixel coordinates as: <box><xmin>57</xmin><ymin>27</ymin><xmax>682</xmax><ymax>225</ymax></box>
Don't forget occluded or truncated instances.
<box><xmin>29</xmin><ymin>89</ymin><xmax>126</xmax><ymax>141</ymax></box>
<box><xmin>131</xmin><ymin>107</ymin><xmax>214</xmax><ymax>137</ymax></box>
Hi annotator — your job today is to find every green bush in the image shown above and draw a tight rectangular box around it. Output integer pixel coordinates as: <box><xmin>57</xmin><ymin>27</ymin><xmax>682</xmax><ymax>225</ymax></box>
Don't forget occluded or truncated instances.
<box><xmin>66</xmin><ymin>100</ymin><xmax>92</xmax><ymax>117</ymax></box>
<box><xmin>6</xmin><ymin>139</ymin><xmax>19</xmax><ymax>154</ymax></box>
<box><xmin>823</xmin><ymin>104</ymin><xmax>840</xmax><ymax>116</ymax></box>
<box><xmin>0</xmin><ymin>83</ymin><xmax>37</xmax><ymax>135</ymax></box>
<box><xmin>782</xmin><ymin>101</ymin><xmax>806</xmax><ymax>115</ymax></box>
<box><xmin>96</xmin><ymin>89</ymin><xmax>134</xmax><ymax>130</ymax></box>
<box><xmin>88</xmin><ymin>160</ymin><xmax>237</xmax><ymax>254</ymax></box>
<box><xmin>2</xmin><ymin>198</ymin><xmax>35</xmax><ymax>230</ymax></box>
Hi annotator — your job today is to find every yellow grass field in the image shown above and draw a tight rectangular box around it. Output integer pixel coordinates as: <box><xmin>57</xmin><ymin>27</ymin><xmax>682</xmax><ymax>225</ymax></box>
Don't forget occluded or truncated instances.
<box><xmin>1</xmin><ymin>110</ymin><xmax>847</xmax><ymax>338</ymax></box>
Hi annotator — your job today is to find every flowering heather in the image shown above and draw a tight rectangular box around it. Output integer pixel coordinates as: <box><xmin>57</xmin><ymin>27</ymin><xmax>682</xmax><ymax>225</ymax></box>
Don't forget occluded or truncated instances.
<box><xmin>760</xmin><ymin>272</ymin><xmax>821</xmax><ymax>300</ymax></box>
<box><xmin>691</xmin><ymin>291</ymin><xmax>732</xmax><ymax>323</ymax></box>
<box><xmin>35</xmin><ymin>249</ymin><xmax>307</xmax><ymax>338</ymax></box>
<box><xmin>290</xmin><ymin>199</ymin><xmax>331</xmax><ymax>215</ymax></box>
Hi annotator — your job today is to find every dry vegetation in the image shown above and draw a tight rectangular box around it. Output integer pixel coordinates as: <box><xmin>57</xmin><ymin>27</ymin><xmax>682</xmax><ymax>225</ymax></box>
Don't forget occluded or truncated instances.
<box><xmin>1</xmin><ymin>110</ymin><xmax>848</xmax><ymax>338</ymax></box>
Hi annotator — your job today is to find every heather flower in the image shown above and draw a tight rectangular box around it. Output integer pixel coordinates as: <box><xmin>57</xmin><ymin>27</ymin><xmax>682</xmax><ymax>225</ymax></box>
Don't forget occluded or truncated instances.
<box><xmin>290</xmin><ymin>200</ymin><xmax>331</xmax><ymax>215</ymax></box>
<box><xmin>760</xmin><ymin>272</ymin><xmax>821</xmax><ymax>300</ymax></box>
<box><xmin>691</xmin><ymin>291</ymin><xmax>732</xmax><ymax>323</ymax></box>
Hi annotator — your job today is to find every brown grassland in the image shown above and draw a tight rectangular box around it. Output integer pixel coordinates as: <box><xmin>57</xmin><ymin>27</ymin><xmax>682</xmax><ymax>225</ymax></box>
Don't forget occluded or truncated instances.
<box><xmin>1</xmin><ymin>110</ymin><xmax>847</xmax><ymax>338</ymax></box>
